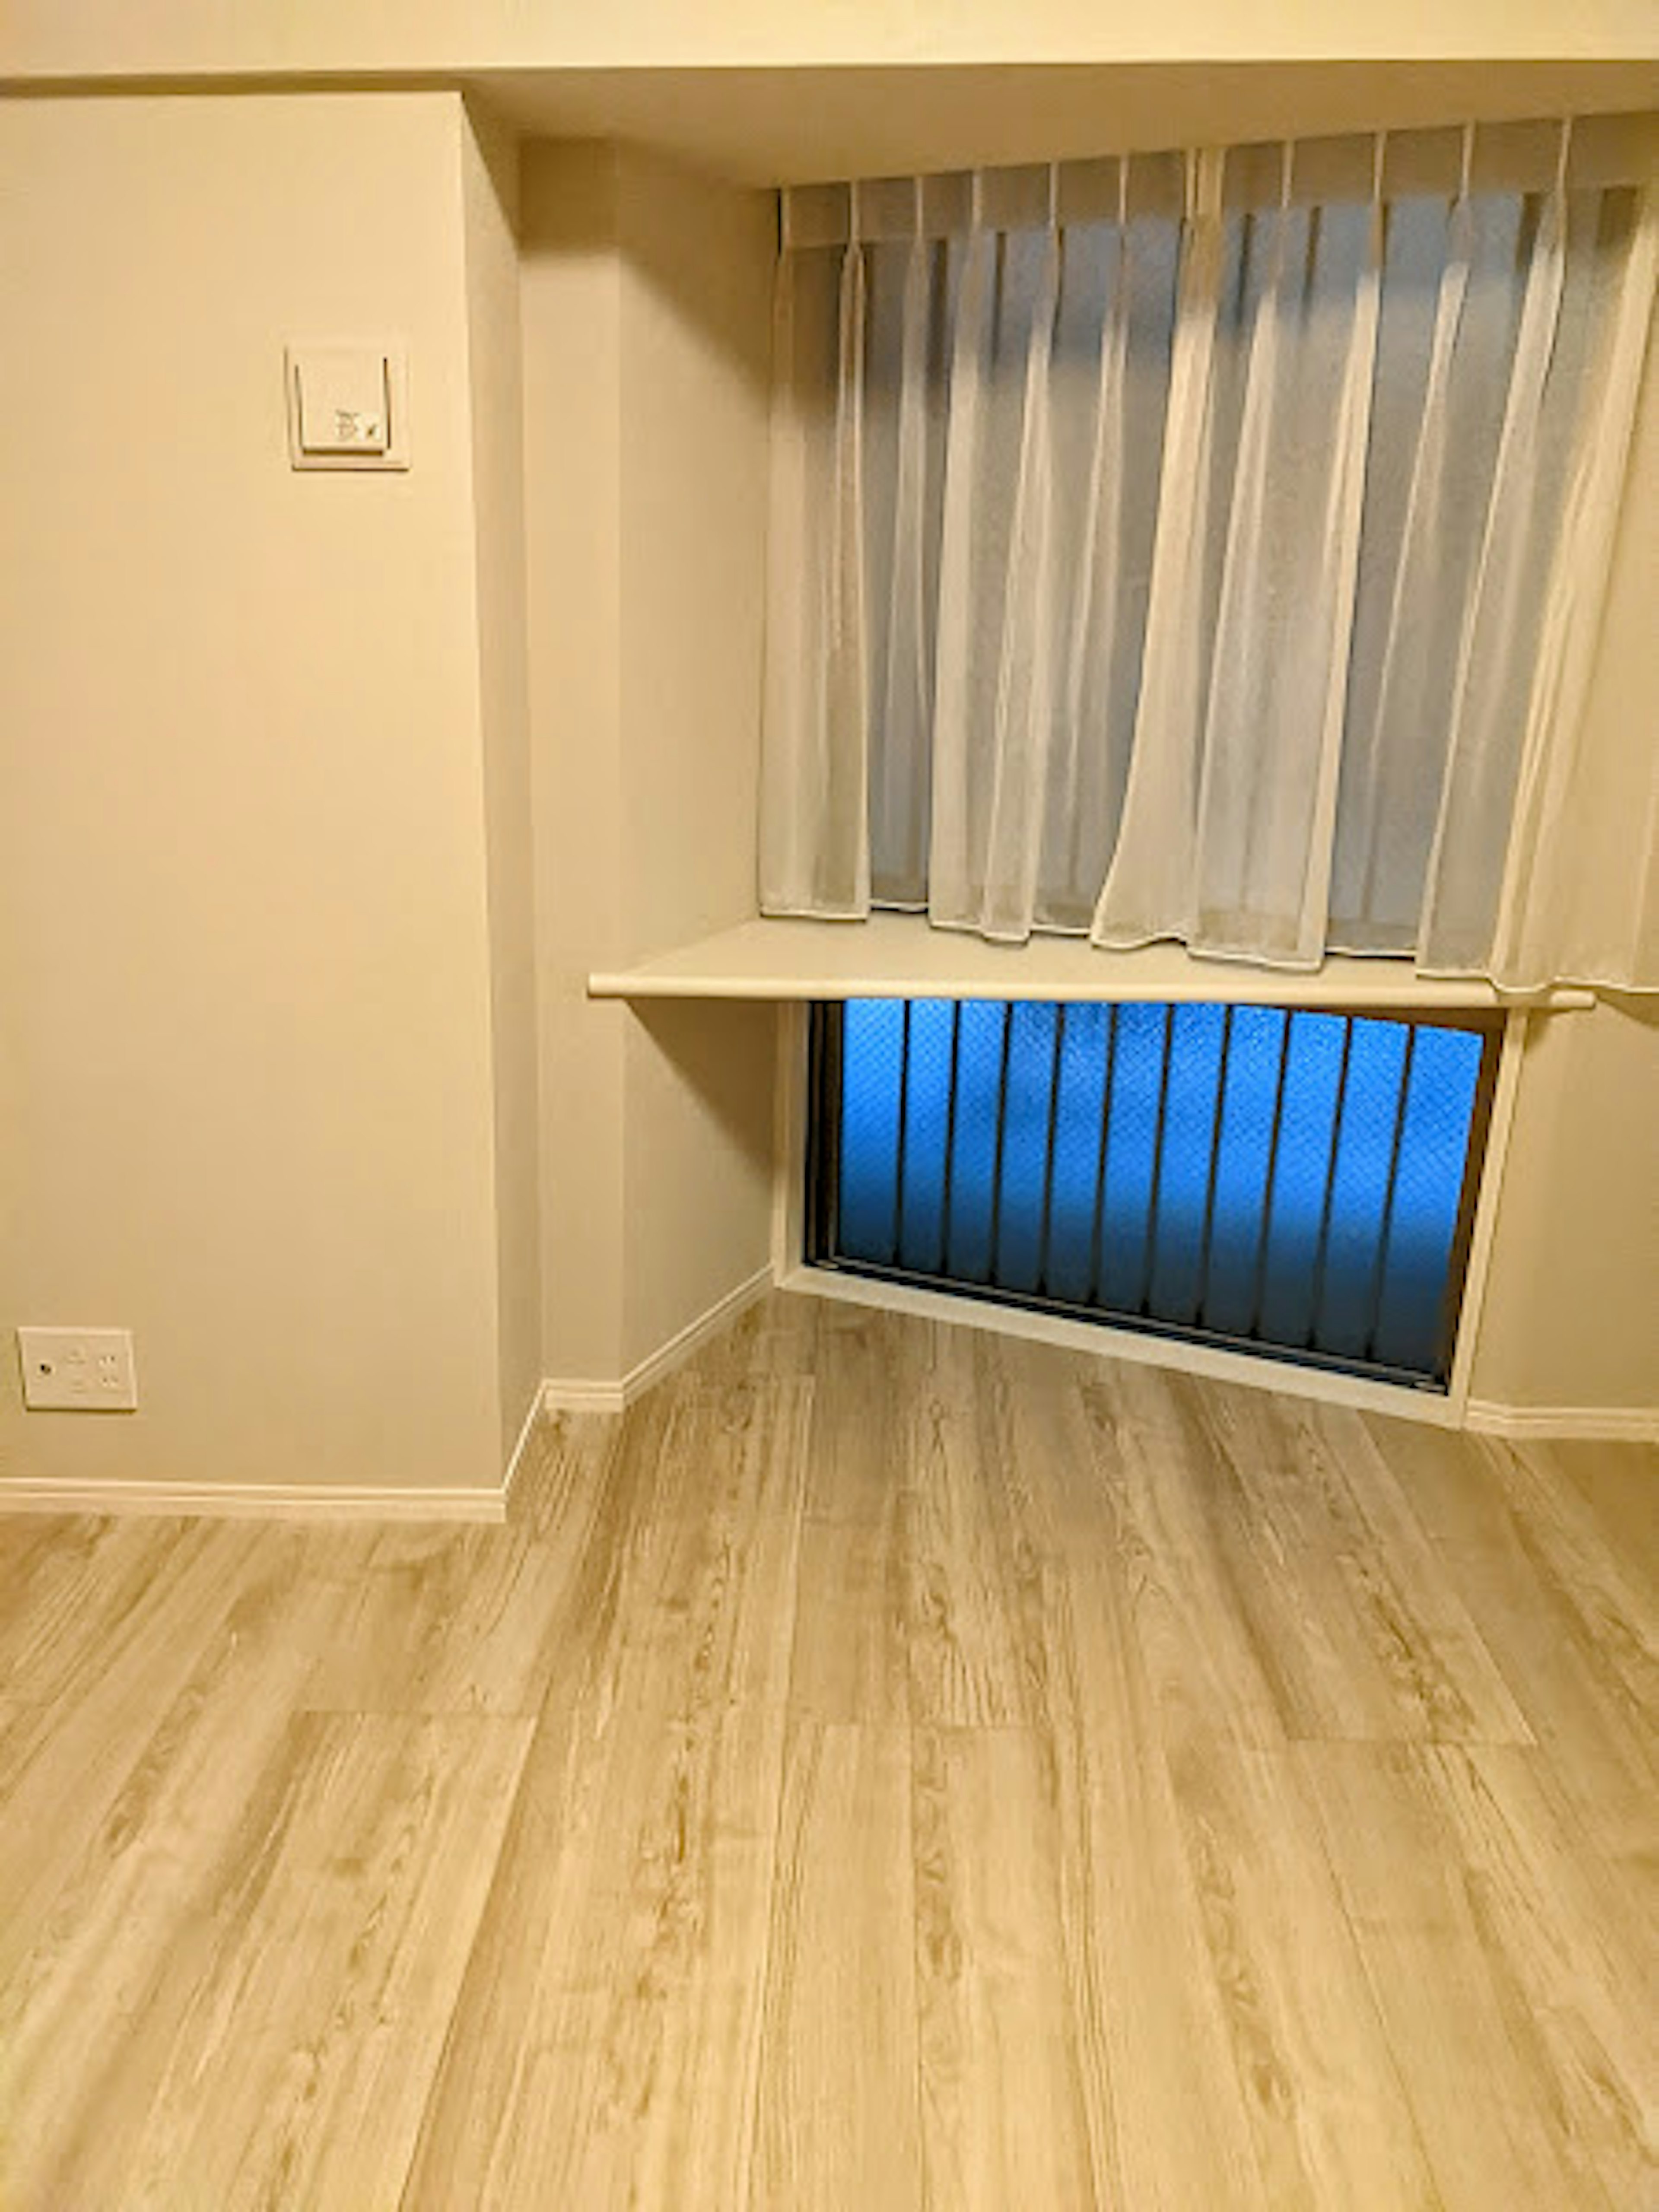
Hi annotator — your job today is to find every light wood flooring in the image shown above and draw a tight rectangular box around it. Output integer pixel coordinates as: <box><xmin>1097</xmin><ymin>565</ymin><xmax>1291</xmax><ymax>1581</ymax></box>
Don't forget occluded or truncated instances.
<box><xmin>1</xmin><ymin>1292</ymin><xmax>1654</xmax><ymax>2209</ymax></box>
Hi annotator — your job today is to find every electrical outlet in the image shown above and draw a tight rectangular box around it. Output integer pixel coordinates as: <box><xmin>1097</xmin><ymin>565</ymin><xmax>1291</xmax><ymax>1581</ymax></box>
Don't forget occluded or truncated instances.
<box><xmin>16</xmin><ymin>1327</ymin><xmax>138</xmax><ymax>1411</ymax></box>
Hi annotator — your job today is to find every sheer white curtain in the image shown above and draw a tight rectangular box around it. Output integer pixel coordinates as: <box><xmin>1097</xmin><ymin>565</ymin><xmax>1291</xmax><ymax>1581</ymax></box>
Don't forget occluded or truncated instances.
<box><xmin>760</xmin><ymin>123</ymin><xmax>1658</xmax><ymax>988</ymax></box>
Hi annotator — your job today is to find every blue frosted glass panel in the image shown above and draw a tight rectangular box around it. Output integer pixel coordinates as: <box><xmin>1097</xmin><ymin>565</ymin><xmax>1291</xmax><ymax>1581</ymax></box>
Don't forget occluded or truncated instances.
<box><xmin>1147</xmin><ymin>1004</ymin><xmax>1227</xmax><ymax>1326</ymax></box>
<box><xmin>1095</xmin><ymin>1004</ymin><xmax>1169</xmax><ymax>1313</ymax></box>
<box><xmin>1045</xmin><ymin>1004</ymin><xmax>1112</xmax><ymax>1302</ymax></box>
<box><xmin>824</xmin><ymin>996</ymin><xmax>1484</xmax><ymax>1386</ymax></box>
<box><xmin>1372</xmin><ymin>1024</ymin><xmax>1482</xmax><ymax>1374</ymax></box>
<box><xmin>995</xmin><ymin>1003</ymin><xmax>1061</xmax><ymax>1292</ymax></box>
<box><xmin>1200</xmin><ymin>1006</ymin><xmax>1288</xmax><ymax>1336</ymax></box>
<box><xmin>943</xmin><ymin>1000</ymin><xmax>1008</xmax><ymax>1282</ymax></box>
<box><xmin>1257</xmin><ymin>1012</ymin><xmax>1348</xmax><ymax>1346</ymax></box>
<box><xmin>896</xmin><ymin>1000</ymin><xmax>955</xmax><ymax>1274</ymax></box>
<box><xmin>1315</xmin><ymin>1017</ymin><xmax>1410</xmax><ymax>1358</ymax></box>
<box><xmin>839</xmin><ymin>998</ymin><xmax>904</xmax><ymax>1262</ymax></box>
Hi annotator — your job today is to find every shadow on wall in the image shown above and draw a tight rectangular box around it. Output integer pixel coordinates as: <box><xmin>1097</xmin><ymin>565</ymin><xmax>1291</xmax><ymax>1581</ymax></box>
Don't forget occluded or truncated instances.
<box><xmin>623</xmin><ymin>998</ymin><xmax>778</xmax><ymax>1370</ymax></box>
<box><xmin>632</xmin><ymin>997</ymin><xmax>777</xmax><ymax>1155</ymax></box>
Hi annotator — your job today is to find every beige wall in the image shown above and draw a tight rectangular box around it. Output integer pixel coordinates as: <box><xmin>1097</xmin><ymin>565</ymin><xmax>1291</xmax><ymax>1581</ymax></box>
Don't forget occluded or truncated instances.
<box><xmin>1471</xmin><ymin>1002</ymin><xmax>1659</xmax><ymax>1413</ymax></box>
<box><xmin>615</xmin><ymin>155</ymin><xmax>776</xmax><ymax>1372</ymax></box>
<box><xmin>519</xmin><ymin>144</ymin><xmax>628</xmax><ymax>1385</ymax></box>
<box><xmin>521</xmin><ymin>143</ymin><xmax>775</xmax><ymax>1385</ymax></box>
<box><xmin>1468</xmin><ymin>332</ymin><xmax>1659</xmax><ymax>1416</ymax></box>
<box><xmin>461</xmin><ymin>101</ymin><xmax>543</xmax><ymax>1452</ymax></box>
<box><xmin>0</xmin><ymin>92</ymin><xmax>520</xmax><ymax>1493</ymax></box>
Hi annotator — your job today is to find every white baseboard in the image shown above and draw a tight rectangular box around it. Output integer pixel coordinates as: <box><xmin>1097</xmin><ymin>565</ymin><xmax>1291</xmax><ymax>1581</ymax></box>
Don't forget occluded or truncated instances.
<box><xmin>497</xmin><ymin>1379</ymin><xmax>549</xmax><ymax>1510</ymax></box>
<box><xmin>0</xmin><ymin>1379</ymin><xmax>550</xmax><ymax>1526</ymax></box>
<box><xmin>1465</xmin><ymin>1400</ymin><xmax>1659</xmax><ymax>1443</ymax></box>
<box><xmin>0</xmin><ymin>1477</ymin><xmax>508</xmax><ymax>1524</ymax></box>
<box><xmin>543</xmin><ymin>1264</ymin><xmax>774</xmax><ymax>1417</ymax></box>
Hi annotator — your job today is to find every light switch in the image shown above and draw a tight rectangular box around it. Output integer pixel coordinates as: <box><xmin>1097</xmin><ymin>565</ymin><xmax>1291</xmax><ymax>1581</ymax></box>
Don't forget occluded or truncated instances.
<box><xmin>285</xmin><ymin>341</ymin><xmax>409</xmax><ymax>470</ymax></box>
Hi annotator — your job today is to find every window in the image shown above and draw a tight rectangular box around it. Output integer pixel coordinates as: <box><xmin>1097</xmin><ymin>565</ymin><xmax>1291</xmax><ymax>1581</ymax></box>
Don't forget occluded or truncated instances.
<box><xmin>807</xmin><ymin>998</ymin><xmax>1500</xmax><ymax>1388</ymax></box>
<box><xmin>763</xmin><ymin>119</ymin><xmax>1658</xmax><ymax>993</ymax></box>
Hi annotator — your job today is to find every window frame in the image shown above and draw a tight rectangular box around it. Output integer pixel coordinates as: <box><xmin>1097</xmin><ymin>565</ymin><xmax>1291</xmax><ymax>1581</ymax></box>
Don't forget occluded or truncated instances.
<box><xmin>784</xmin><ymin>994</ymin><xmax>1510</xmax><ymax>1403</ymax></box>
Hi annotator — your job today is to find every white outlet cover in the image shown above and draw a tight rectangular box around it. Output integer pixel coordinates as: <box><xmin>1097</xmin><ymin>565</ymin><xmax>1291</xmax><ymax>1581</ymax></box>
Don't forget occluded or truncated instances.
<box><xmin>17</xmin><ymin>1327</ymin><xmax>138</xmax><ymax>1411</ymax></box>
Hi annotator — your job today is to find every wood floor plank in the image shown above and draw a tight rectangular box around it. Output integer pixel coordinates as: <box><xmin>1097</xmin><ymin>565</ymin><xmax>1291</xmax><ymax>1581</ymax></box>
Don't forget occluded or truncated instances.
<box><xmin>301</xmin><ymin>1411</ymin><xmax>623</xmax><ymax>1715</ymax></box>
<box><xmin>1543</xmin><ymin>1440</ymin><xmax>1659</xmax><ymax>1602</ymax></box>
<box><xmin>1072</xmin><ymin>1363</ymin><xmax>1288</xmax><ymax>1747</ymax></box>
<box><xmin>402</xmin><ymin>1379</ymin><xmax>810</xmax><ymax>2212</ymax></box>
<box><xmin>0</xmin><ymin>1517</ymin><xmax>272</xmax><ymax>1987</ymax></box>
<box><xmin>788</xmin><ymin>1510</ymin><xmax>909</xmax><ymax>1723</ymax></box>
<box><xmin>0</xmin><ymin>1545</ymin><xmax>350</xmax><ymax>2162</ymax></box>
<box><xmin>903</xmin><ymin>1381</ymin><xmax>1030</xmax><ymax>1728</ymax></box>
<box><xmin>1481</xmin><ymin>1437</ymin><xmax>1659</xmax><ymax>1715</ymax></box>
<box><xmin>751</xmin><ymin>1722</ymin><xmax>922</xmax><ymax>2211</ymax></box>
<box><xmin>1373</xmin><ymin>1419</ymin><xmax>1659</xmax><ymax>1874</ymax></box>
<box><xmin>912</xmin><ymin>1726</ymin><xmax>1099</xmax><ymax>2212</ymax></box>
<box><xmin>1160</xmin><ymin>1736</ymin><xmax>1437</xmax><ymax>2208</ymax></box>
<box><xmin>1182</xmin><ymin>1381</ymin><xmax>1530</xmax><ymax>1744</ymax></box>
<box><xmin>1426</xmin><ymin>1742</ymin><xmax>1659</xmax><ymax>2204</ymax></box>
<box><xmin>802</xmin><ymin>1303</ymin><xmax>927</xmax><ymax>1524</ymax></box>
<box><xmin>18</xmin><ymin>1710</ymin><xmax>532</xmax><ymax>2212</ymax></box>
<box><xmin>0</xmin><ymin>1512</ymin><xmax>257</xmax><ymax>1710</ymax></box>
<box><xmin>1041</xmin><ymin>1540</ymin><xmax>1267</xmax><ymax>2211</ymax></box>
<box><xmin>1300</xmin><ymin>1739</ymin><xmax>1621</xmax><ymax>2211</ymax></box>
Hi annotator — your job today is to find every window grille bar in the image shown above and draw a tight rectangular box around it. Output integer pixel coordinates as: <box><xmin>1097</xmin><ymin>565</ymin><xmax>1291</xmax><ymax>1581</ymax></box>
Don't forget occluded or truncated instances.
<box><xmin>941</xmin><ymin>999</ymin><xmax>962</xmax><ymax>1254</ymax></box>
<box><xmin>987</xmin><ymin>1003</ymin><xmax>1015</xmax><ymax>1280</ymax></box>
<box><xmin>1138</xmin><ymin>1006</ymin><xmax>1176</xmax><ymax>1316</ymax></box>
<box><xmin>1085</xmin><ymin>1004</ymin><xmax>1120</xmax><ymax>1307</ymax></box>
<box><xmin>1036</xmin><ymin>1005</ymin><xmax>1068</xmax><ymax>1293</ymax></box>
<box><xmin>1194</xmin><ymin>1004</ymin><xmax>1234</xmax><ymax>1328</ymax></box>
<box><xmin>1362</xmin><ymin>1024</ymin><xmax>1416</xmax><ymax>1363</ymax></box>
<box><xmin>893</xmin><ymin>999</ymin><xmax>912</xmax><ymax>1264</ymax></box>
<box><xmin>1306</xmin><ymin>1015</ymin><xmax>1355</xmax><ymax>1346</ymax></box>
<box><xmin>1248</xmin><ymin>1014</ymin><xmax>1294</xmax><ymax>1342</ymax></box>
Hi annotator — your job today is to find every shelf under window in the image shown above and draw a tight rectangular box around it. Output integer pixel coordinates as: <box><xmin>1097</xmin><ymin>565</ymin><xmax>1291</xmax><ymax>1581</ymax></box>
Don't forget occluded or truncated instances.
<box><xmin>588</xmin><ymin>914</ymin><xmax>1594</xmax><ymax>1013</ymax></box>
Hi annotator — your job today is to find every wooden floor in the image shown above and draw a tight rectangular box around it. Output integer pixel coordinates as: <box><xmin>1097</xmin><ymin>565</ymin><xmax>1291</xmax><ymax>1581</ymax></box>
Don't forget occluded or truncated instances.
<box><xmin>1</xmin><ymin>1294</ymin><xmax>1654</xmax><ymax>2210</ymax></box>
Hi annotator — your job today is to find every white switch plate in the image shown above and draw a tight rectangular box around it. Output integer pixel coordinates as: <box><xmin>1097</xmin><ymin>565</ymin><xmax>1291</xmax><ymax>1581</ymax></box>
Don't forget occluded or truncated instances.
<box><xmin>17</xmin><ymin>1327</ymin><xmax>139</xmax><ymax>1411</ymax></box>
<box><xmin>285</xmin><ymin>339</ymin><xmax>409</xmax><ymax>471</ymax></box>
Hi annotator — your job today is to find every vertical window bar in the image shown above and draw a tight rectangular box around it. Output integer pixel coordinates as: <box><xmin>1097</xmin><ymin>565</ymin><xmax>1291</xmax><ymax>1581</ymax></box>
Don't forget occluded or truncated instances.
<box><xmin>807</xmin><ymin>1003</ymin><xmax>845</xmax><ymax>1263</ymax></box>
<box><xmin>1194</xmin><ymin>1004</ymin><xmax>1234</xmax><ymax>1328</ymax></box>
<box><xmin>1085</xmin><ymin>1004</ymin><xmax>1120</xmax><ymax>1307</ymax></box>
<box><xmin>892</xmin><ymin>999</ymin><xmax>912</xmax><ymax>1264</ymax></box>
<box><xmin>1361</xmin><ymin>1025</ymin><xmax>1416</xmax><ymax>1364</ymax></box>
<box><xmin>1137</xmin><ymin>1005</ymin><xmax>1176</xmax><ymax>1315</ymax></box>
<box><xmin>1036</xmin><ymin>1004</ymin><xmax>1068</xmax><ymax>1294</ymax></box>
<box><xmin>1306</xmin><ymin>1015</ymin><xmax>1356</xmax><ymax>1347</ymax></box>
<box><xmin>940</xmin><ymin>999</ymin><xmax>962</xmax><ymax>1271</ymax></box>
<box><xmin>1247</xmin><ymin>1013</ymin><xmax>1293</xmax><ymax>1340</ymax></box>
<box><xmin>986</xmin><ymin>1001</ymin><xmax>1015</xmax><ymax>1282</ymax></box>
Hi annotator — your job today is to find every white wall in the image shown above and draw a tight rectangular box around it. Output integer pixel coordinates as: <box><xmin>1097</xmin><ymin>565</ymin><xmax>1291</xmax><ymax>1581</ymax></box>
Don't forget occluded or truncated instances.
<box><xmin>520</xmin><ymin>143</ymin><xmax>776</xmax><ymax>1387</ymax></box>
<box><xmin>0</xmin><ymin>92</ymin><xmax>521</xmax><ymax>1494</ymax></box>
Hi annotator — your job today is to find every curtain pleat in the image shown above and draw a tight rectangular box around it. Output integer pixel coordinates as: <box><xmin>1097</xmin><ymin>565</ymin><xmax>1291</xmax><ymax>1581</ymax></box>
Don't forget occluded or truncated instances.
<box><xmin>1092</xmin><ymin>150</ymin><xmax>1226</xmax><ymax>952</ymax></box>
<box><xmin>871</xmin><ymin>219</ymin><xmax>934</xmax><ymax>906</ymax></box>
<box><xmin>1418</xmin><ymin>180</ymin><xmax>1570</xmax><ymax>971</ymax></box>
<box><xmin>760</xmin><ymin>125</ymin><xmax>1659</xmax><ymax>991</ymax></box>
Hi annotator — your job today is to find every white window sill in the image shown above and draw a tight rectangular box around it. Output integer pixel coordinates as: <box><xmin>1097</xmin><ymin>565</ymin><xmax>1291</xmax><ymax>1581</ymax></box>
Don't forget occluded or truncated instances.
<box><xmin>588</xmin><ymin>913</ymin><xmax>1594</xmax><ymax>1013</ymax></box>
